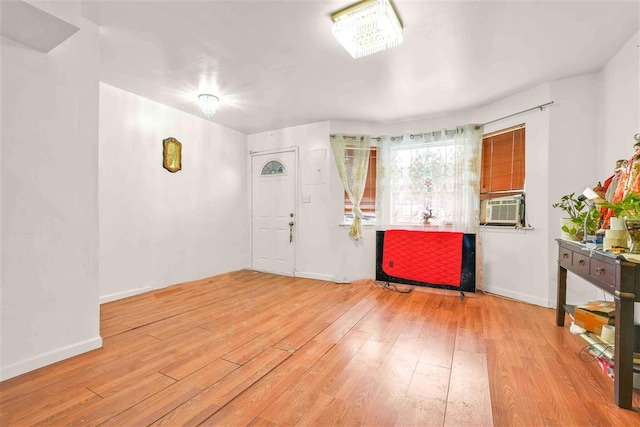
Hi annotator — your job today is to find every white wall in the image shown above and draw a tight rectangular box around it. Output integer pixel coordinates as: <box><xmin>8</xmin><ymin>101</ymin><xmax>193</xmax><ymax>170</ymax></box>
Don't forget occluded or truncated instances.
<box><xmin>99</xmin><ymin>84</ymin><xmax>249</xmax><ymax>302</ymax></box>
<box><xmin>473</xmin><ymin>83</ymin><xmax>554</xmax><ymax>306</ymax></box>
<box><xmin>472</xmin><ymin>75</ymin><xmax>606</xmax><ymax>307</ymax></box>
<box><xmin>598</xmin><ymin>30</ymin><xmax>640</xmax><ymax>180</ymax></box>
<box><xmin>248</xmin><ymin>120</ymin><xmax>389</xmax><ymax>283</ymax></box>
<box><xmin>248</xmin><ymin>121</ymin><xmax>338</xmax><ymax>281</ymax></box>
<box><xmin>1</xmin><ymin>5</ymin><xmax>101</xmax><ymax>380</ymax></box>
<box><xmin>246</xmin><ymin>30</ymin><xmax>639</xmax><ymax>311</ymax></box>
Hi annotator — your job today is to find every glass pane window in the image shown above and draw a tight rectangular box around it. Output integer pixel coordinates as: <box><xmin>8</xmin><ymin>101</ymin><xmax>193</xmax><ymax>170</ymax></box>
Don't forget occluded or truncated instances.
<box><xmin>387</xmin><ymin>141</ymin><xmax>456</xmax><ymax>224</ymax></box>
<box><xmin>261</xmin><ymin>160</ymin><xmax>285</xmax><ymax>176</ymax></box>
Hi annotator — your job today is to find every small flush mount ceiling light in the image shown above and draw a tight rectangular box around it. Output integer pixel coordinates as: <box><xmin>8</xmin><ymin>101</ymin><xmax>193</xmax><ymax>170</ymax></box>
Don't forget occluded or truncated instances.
<box><xmin>198</xmin><ymin>94</ymin><xmax>219</xmax><ymax>119</ymax></box>
<box><xmin>331</xmin><ymin>0</ymin><xmax>403</xmax><ymax>59</ymax></box>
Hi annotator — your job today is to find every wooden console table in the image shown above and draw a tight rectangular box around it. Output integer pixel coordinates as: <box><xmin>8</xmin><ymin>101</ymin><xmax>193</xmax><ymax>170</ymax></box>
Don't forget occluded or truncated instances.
<box><xmin>556</xmin><ymin>239</ymin><xmax>639</xmax><ymax>409</ymax></box>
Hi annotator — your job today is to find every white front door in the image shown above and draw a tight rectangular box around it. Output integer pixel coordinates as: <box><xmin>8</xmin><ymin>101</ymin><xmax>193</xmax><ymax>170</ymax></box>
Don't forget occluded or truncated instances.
<box><xmin>251</xmin><ymin>149</ymin><xmax>297</xmax><ymax>275</ymax></box>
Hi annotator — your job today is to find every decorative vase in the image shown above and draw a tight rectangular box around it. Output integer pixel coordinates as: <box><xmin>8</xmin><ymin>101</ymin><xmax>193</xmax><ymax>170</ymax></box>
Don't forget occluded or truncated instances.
<box><xmin>624</xmin><ymin>218</ymin><xmax>640</xmax><ymax>253</ymax></box>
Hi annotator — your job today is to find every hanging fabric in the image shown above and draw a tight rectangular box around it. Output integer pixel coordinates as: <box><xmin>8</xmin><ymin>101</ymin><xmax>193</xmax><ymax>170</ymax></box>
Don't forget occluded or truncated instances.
<box><xmin>375</xmin><ymin>124</ymin><xmax>484</xmax><ymax>232</ymax></box>
<box><xmin>330</xmin><ymin>134</ymin><xmax>371</xmax><ymax>240</ymax></box>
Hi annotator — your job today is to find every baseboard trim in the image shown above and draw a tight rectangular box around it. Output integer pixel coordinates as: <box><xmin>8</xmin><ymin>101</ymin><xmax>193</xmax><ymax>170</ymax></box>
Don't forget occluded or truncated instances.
<box><xmin>482</xmin><ymin>285</ymin><xmax>551</xmax><ymax>308</ymax></box>
<box><xmin>100</xmin><ymin>285</ymin><xmax>152</xmax><ymax>304</ymax></box>
<box><xmin>294</xmin><ymin>271</ymin><xmax>335</xmax><ymax>281</ymax></box>
<box><xmin>0</xmin><ymin>336</ymin><xmax>103</xmax><ymax>381</ymax></box>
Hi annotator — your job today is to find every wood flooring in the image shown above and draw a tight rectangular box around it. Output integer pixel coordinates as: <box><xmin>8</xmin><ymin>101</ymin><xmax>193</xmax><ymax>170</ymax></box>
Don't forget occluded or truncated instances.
<box><xmin>1</xmin><ymin>270</ymin><xmax>639</xmax><ymax>426</ymax></box>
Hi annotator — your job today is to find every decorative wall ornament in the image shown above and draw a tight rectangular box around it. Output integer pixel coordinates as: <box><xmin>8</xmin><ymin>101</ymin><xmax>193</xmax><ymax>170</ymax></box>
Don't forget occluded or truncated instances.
<box><xmin>163</xmin><ymin>137</ymin><xmax>182</xmax><ymax>173</ymax></box>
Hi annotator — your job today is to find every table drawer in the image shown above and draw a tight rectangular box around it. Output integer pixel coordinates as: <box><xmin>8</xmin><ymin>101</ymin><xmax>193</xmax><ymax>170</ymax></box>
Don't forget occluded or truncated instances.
<box><xmin>559</xmin><ymin>247</ymin><xmax>572</xmax><ymax>268</ymax></box>
<box><xmin>572</xmin><ymin>252</ymin><xmax>590</xmax><ymax>275</ymax></box>
<box><xmin>590</xmin><ymin>259</ymin><xmax>616</xmax><ymax>285</ymax></box>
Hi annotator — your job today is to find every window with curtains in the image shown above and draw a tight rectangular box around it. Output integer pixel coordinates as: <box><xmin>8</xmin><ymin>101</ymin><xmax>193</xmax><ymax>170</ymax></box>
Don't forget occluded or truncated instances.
<box><xmin>376</xmin><ymin>125</ymin><xmax>484</xmax><ymax>230</ymax></box>
<box><xmin>338</xmin><ymin>124</ymin><xmax>485</xmax><ymax>230</ymax></box>
<box><xmin>344</xmin><ymin>147</ymin><xmax>376</xmax><ymax>222</ymax></box>
<box><xmin>480</xmin><ymin>124</ymin><xmax>525</xmax><ymax>201</ymax></box>
<box><xmin>382</xmin><ymin>137</ymin><xmax>465</xmax><ymax>225</ymax></box>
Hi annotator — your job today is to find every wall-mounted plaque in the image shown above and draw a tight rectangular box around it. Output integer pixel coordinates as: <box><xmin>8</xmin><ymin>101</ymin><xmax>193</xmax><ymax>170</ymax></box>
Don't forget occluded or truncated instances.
<box><xmin>163</xmin><ymin>137</ymin><xmax>182</xmax><ymax>173</ymax></box>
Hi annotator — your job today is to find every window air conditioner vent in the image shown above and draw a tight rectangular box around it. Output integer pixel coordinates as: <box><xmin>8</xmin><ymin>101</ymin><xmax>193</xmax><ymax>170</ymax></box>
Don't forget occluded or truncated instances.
<box><xmin>484</xmin><ymin>197</ymin><xmax>522</xmax><ymax>224</ymax></box>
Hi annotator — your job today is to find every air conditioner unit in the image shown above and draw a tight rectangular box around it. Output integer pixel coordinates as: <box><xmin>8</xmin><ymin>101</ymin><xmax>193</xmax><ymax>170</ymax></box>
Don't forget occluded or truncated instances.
<box><xmin>484</xmin><ymin>197</ymin><xmax>522</xmax><ymax>225</ymax></box>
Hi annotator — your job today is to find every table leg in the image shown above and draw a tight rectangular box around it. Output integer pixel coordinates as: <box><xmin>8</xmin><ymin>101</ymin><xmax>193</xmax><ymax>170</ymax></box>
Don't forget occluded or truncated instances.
<box><xmin>613</xmin><ymin>295</ymin><xmax>634</xmax><ymax>409</ymax></box>
<box><xmin>556</xmin><ymin>264</ymin><xmax>567</xmax><ymax>326</ymax></box>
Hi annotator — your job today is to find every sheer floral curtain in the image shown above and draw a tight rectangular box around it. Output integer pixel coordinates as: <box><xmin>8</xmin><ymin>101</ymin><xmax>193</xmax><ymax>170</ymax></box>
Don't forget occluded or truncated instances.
<box><xmin>330</xmin><ymin>134</ymin><xmax>371</xmax><ymax>240</ymax></box>
<box><xmin>376</xmin><ymin>124</ymin><xmax>484</xmax><ymax>232</ymax></box>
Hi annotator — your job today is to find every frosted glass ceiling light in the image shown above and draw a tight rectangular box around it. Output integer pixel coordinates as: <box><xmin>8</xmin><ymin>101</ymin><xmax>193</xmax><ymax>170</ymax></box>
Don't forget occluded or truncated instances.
<box><xmin>198</xmin><ymin>94</ymin><xmax>219</xmax><ymax>119</ymax></box>
<box><xmin>331</xmin><ymin>0</ymin><xmax>403</xmax><ymax>59</ymax></box>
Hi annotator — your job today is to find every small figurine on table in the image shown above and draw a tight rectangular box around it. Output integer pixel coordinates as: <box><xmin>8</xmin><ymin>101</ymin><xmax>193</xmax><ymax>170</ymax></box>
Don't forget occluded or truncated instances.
<box><xmin>423</xmin><ymin>208</ymin><xmax>435</xmax><ymax>225</ymax></box>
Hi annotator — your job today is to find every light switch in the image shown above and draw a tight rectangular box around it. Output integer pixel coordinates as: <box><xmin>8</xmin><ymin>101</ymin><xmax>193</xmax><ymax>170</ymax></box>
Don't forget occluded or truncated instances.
<box><xmin>302</xmin><ymin>195</ymin><xmax>311</xmax><ymax>203</ymax></box>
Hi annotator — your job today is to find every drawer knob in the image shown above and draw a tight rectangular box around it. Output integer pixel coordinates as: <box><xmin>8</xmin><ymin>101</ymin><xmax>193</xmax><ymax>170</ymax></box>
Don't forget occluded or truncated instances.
<box><xmin>563</xmin><ymin>253</ymin><xmax>569</xmax><ymax>259</ymax></box>
<box><xmin>596</xmin><ymin>267</ymin><xmax>605</xmax><ymax>275</ymax></box>
<box><xmin>578</xmin><ymin>259</ymin><xmax>585</xmax><ymax>266</ymax></box>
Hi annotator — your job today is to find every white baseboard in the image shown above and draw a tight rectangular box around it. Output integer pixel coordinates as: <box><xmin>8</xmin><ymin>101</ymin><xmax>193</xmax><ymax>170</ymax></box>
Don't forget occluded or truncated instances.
<box><xmin>294</xmin><ymin>271</ymin><xmax>335</xmax><ymax>281</ymax></box>
<box><xmin>482</xmin><ymin>285</ymin><xmax>551</xmax><ymax>308</ymax></box>
<box><xmin>100</xmin><ymin>285</ymin><xmax>152</xmax><ymax>304</ymax></box>
<box><xmin>0</xmin><ymin>336</ymin><xmax>103</xmax><ymax>381</ymax></box>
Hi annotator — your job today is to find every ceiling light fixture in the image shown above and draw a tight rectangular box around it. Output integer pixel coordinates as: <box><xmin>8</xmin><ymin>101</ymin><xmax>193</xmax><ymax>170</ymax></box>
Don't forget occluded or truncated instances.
<box><xmin>198</xmin><ymin>94</ymin><xmax>219</xmax><ymax>119</ymax></box>
<box><xmin>331</xmin><ymin>0</ymin><xmax>403</xmax><ymax>59</ymax></box>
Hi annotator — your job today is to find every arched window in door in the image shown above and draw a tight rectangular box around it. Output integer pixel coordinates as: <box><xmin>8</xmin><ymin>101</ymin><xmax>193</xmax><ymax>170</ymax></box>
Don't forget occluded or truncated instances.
<box><xmin>261</xmin><ymin>160</ymin><xmax>286</xmax><ymax>175</ymax></box>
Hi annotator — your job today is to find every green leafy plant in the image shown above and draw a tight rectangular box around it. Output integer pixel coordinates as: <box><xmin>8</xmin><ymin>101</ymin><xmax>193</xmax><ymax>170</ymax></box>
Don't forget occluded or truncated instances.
<box><xmin>566</xmin><ymin>209</ymin><xmax>601</xmax><ymax>239</ymax></box>
<box><xmin>553</xmin><ymin>192</ymin><xmax>601</xmax><ymax>239</ymax></box>
<box><xmin>552</xmin><ymin>192</ymin><xmax>585</xmax><ymax>219</ymax></box>
<box><xmin>598</xmin><ymin>192</ymin><xmax>640</xmax><ymax>218</ymax></box>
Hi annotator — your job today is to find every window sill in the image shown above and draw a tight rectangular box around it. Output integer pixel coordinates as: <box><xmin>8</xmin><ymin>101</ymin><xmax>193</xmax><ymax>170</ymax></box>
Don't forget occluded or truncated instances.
<box><xmin>339</xmin><ymin>222</ymin><xmax>377</xmax><ymax>228</ymax></box>
<box><xmin>337</xmin><ymin>223</ymin><xmax>535</xmax><ymax>232</ymax></box>
<box><xmin>479</xmin><ymin>224</ymin><xmax>535</xmax><ymax>232</ymax></box>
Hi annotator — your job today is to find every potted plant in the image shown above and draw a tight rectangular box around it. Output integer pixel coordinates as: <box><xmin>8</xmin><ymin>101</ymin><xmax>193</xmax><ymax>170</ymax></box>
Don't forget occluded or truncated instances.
<box><xmin>552</xmin><ymin>192</ymin><xmax>589</xmax><ymax>241</ymax></box>
<box><xmin>598</xmin><ymin>192</ymin><xmax>640</xmax><ymax>253</ymax></box>
<box><xmin>598</xmin><ymin>192</ymin><xmax>640</xmax><ymax>218</ymax></box>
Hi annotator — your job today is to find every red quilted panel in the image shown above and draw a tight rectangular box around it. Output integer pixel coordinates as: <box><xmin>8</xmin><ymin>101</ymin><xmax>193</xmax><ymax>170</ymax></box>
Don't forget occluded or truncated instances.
<box><xmin>382</xmin><ymin>230</ymin><xmax>463</xmax><ymax>287</ymax></box>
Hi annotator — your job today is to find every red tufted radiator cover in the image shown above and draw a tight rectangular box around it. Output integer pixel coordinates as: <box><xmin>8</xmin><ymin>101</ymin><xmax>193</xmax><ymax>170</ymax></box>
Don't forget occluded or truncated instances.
<box><xmin>382</xmin><ymin>230</ymin><xmax>464</xmax><ymax>287</ymax></box>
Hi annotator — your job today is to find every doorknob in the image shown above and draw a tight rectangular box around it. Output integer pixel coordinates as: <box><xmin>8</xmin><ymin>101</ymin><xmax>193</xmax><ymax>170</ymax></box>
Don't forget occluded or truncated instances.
<box><xmin>288</xmin><ymin>221</ymin><xmax>294</xmax><ymax>243</ymax></box>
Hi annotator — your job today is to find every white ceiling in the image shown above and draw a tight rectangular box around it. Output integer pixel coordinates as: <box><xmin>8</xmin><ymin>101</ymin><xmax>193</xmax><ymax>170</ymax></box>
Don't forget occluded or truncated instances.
<box><xmin>79</xmin><ymin>0</ymin><xmax>639</xmax><ymax>134</ymax></box>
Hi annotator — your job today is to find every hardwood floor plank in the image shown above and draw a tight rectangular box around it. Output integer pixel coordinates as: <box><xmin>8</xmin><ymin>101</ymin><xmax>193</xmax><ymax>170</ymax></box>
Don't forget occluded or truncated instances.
<box><xmin>258</xmin><ymin>329</ymin><xmax>372</xmax><ymax>425</ymax></box>
<box><xmin>101</xmin><ymin>358</ymin><xmax>239</xmax><ymax>426</ymax></box>
<box><xmin>45</xmin><ymin>373</ymin><xmax>175</xmax><ymax>426</ymax></box>
<box><xmin>200</xmin><ymin>337</ymin><xmax>344</xmax><ymax>426</ymax></box>
<box><xmin>246</xmin><ymin>416</ymin><xmax>280</xmax><ymax>427</ymax></box>
<box><xmin>294</xmin><ymin>392</ymin><xmax>344</xmax><ymax>426</ymax></box>
<box><xmin>151</xmin><ymin>347</ymin><xmax>290</xmax><ymax>426</ymax></box>
<box><xmin>394</xmin><ymin>361</ymin><xmax>449</xmax><ymax>427</ymax></box>
<box><xmin>3</xmin><ymin>386</ymin><xmax>101</xmax><ymax>426</ymax></box>
<box><xmin>444</xmin><ymin>350</ymin><xmax>493</xmax><ymax>426</ymax></box>
<box><xmin>2</xmin><ymin>272</ymin><xmax>639</xmax><ymax>427</ymax></box>
<box><xmin>220</xmin><ymin>306</ymin><xmax>324</xmax><ymax>365</ymax></box>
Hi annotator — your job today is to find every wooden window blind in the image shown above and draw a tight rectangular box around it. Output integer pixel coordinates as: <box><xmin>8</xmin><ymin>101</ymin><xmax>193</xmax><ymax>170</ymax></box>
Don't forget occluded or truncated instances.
<box><xmin>481</xmin><ymin>125</ymin><xmax>525</xmax><ymax>200</ymax></box>
<box><xmin>344</xmin><ymin>147</ymin><xmax>376</xmax><ymax>218</ymax></box>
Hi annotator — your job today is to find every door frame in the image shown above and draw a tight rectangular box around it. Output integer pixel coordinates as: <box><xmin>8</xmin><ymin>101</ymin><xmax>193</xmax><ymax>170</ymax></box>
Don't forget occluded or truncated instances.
<box><xmin>249</xmin><ymin>146</ymin><xmax>299</xmax><ymax>276</ymax></box>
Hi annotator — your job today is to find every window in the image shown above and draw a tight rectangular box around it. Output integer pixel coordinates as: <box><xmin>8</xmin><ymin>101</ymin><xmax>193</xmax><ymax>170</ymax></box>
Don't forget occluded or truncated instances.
<box><xmin>338</xmin><ymin>125</ymin><xmax>520</xmax><ymax>227</ymax></box>
<box><xmin>383</xmin><ymin>138</ymin><xmax>462</xmax><ymax>225</ymax></box>
<box><xmin>344</xmin><ymin>147</ymin><xmax>376</xmax><ymax>222</ymax></box>
<box><xmin>261</xmin><ymin>160</ymin><xmax>285</xmax><ymax>175</ymax></box>
<box><xmin>480</xmin><ymin>124</ymin><xmax>525</xmax><ymax>201</ymax></box>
